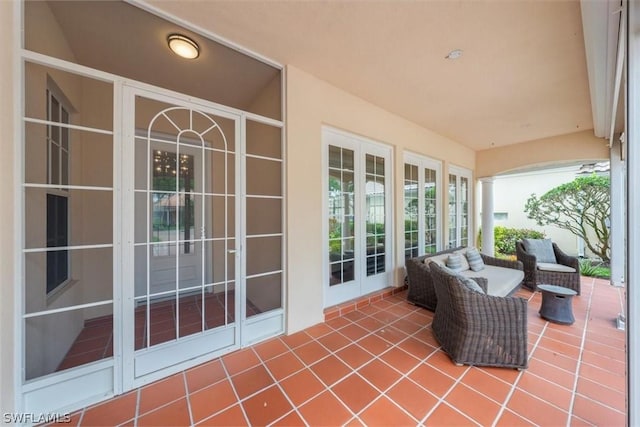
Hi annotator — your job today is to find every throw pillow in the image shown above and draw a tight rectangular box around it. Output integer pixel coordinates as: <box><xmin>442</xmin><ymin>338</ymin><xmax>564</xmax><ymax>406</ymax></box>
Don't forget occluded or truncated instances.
<box><xmin>458</xmin><ymin>276</ymin><xmax>485</xmax><ymax>294</ymax></box>
<box><xmin>453</xmin><ymin>249</ymin><xmax>471</xmax><ymax>271</ymax></box>
<box><xmin>446</xmin><ymin>253</ymin><xmax>464</xmax><ymax>272</ymax></box>
<box><xmin>523</xmin><ymin>238</ymin><xmax>557</xmax><ymax>263</ymax></box>
<box><xmin>465</xmin><ymin>247</ymin><xmax>485</xmax><ymax>272</ymax></box>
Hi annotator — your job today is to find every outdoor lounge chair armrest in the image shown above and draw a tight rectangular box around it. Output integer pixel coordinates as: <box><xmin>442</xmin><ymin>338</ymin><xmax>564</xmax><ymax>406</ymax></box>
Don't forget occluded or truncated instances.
<box><xmin>552</xmin><ymin>243</ymin><xmax>579</xmax><ymax>269</ymax></box>
<box><xmin>468</xmin><ymin>276</ymin><xmax>489</xmax><ymax>293</ymax></box>
<box><xmin>456</xmin><ymin>290</ymin><xmax>528</xmax><ymax>326</ymax></box>
<box><xmin>480</xmin><ymin>253</ymin><xmax>524</xmax><ymax>271</ymax></box>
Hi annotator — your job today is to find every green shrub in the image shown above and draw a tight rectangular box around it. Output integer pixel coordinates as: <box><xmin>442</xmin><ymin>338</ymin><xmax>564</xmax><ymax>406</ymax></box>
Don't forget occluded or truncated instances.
<box><xmin>478</xmin><ymin>226</ymin><xmax>545</xmax><ymax>256</ymax></box>
<box><xmin>579</xmin><ymin>259</ymin><xmax>611</xmax><ymax>279</ymax></box>
<box><xmin>495</xmin><ymin>226</ymin><xmax>545</xmax><ymax>255</ymax></box>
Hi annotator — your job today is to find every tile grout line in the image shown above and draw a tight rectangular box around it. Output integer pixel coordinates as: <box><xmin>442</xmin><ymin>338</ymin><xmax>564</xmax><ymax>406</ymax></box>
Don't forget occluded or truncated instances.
<box><xmin>370</xmin><ymin>304</ymin><xmax>483</xmax><ymax>426</ymax></box>
<box><xmin>133</xmin><ymin>386</ymin><xmax>140</xmax><ymax>427</ymax></box>
<box><xmin>181</xmin><ymin>371</ymin><xmax>194</xmax><ymax>427</ymax></box>
<box><xmin>304</xmin><ymin>304</ymin><xmax>429</xmax><ymax>424</ymax></box>
<box><xmin>490</xmin><ymin>290</ymin><xmax>545</xmax><ymax>427</ymax></box>
<box><xmin>203</xmin><ymin>351</ymin><xmax>252</xmax><ymax>426</ymax></box>
<box><xmin>418</xmin><ymin>364</ymin><xmax>481</xmax><ymax>427</ymax></box>
<box><xmin>254</xmin><ymin>343</ymin><xmax>311</xmax><ymax>427</ymax></box>
<box><xmin>566</xmin><ymin>276</ymin><xmax>596</xmax><ymax>426</ymax></box>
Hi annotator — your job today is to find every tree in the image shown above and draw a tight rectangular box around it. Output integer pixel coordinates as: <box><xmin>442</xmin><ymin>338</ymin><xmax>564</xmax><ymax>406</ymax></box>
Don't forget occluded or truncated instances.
<box><xmin>524</xmin><ymin>175</ymin><xmax>610</xmax><ymax>263</ymax></box>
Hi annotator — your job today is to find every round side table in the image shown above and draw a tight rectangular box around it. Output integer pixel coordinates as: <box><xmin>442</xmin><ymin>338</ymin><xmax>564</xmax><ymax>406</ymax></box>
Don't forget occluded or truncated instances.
<box><xmin>537</xmin><ymin>284</ymin><xmax>578</xmax><ymax>325</ymax></box>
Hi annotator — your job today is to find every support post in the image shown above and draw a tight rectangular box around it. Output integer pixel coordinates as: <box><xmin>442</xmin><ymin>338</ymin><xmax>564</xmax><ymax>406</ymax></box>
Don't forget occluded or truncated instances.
<box><xmin>627</xmin><ymin>0</ymin><xmax>638</xmax><ymax>424</ymax></box>
<box><xmin>610</xmin><ymin>138</ymin><xmax>625</xmax><ymax>287</ymax></box>
<box><xmin>480</xmin><ymin>178</ymin><xmax>494</xmax><ymax>256</ymax></box>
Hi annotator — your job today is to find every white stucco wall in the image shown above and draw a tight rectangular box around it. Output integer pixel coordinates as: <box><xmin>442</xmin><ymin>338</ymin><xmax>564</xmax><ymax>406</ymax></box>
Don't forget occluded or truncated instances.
<box><xmin>487</xmin><ymin>166</ymin><xmax>602</xmax><ymax>258</ymax></box>
<box><xmin>285</xmin><ymin>65</ymin><xmax>475</xmax><ymax>333</ymax></box>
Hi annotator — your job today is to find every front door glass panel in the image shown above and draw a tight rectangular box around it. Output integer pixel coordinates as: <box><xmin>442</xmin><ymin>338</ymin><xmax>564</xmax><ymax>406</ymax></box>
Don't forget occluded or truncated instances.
<box><xmin>133</xmin><ymin>95</ymin><xmax>236</xmax><ymax>352</ymax></box>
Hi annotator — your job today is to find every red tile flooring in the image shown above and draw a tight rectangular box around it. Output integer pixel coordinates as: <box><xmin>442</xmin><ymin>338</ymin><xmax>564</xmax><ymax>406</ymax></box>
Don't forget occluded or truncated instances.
<box><xmin>57</xmin><ymin>277</ymin><xmax>626</xmax><ymax>426</ymax></box>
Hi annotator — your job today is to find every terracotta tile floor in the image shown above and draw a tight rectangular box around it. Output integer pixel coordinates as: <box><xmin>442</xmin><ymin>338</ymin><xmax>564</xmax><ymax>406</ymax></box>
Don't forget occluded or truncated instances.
<box><xmin>60</xmin><ymin>277</ymin><xmax>626</xmax><ymax>426</ymax></box>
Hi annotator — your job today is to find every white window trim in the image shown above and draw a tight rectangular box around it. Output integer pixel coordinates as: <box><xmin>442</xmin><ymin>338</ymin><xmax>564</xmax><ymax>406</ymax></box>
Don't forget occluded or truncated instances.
<box><xmin>403</xmin><ymin>152</ymin><xmax>443</xmax><ymax>257</ymax></box>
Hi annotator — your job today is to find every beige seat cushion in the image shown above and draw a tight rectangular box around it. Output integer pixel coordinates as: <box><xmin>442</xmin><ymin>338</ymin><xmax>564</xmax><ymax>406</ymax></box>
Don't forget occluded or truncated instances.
<box><xmin>459</xmin><ymin>265</ymin><xmax>524</xmax><ymax>297</ymax></box>
<box><xmin>537</xmin><ymin>262</ymin><xmax>576</xmax><ymax>273</ymax></box>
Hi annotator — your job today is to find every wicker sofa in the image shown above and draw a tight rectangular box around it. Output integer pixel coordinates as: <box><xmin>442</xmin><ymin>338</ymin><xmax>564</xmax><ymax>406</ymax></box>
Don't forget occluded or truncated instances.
<box><xmin>406</xmin><ymin>247</ymin><xmax>524</xmax><ymax>311</ymax></box>
<box><xmin>429</xmin><ymin>262</ymin><xmax>528</xmax><ymax>369</ymax></box>
<box><xmin>516</xmin><ymin>240</ymin><xmax>581</xmax><ymax>294</ymax></box>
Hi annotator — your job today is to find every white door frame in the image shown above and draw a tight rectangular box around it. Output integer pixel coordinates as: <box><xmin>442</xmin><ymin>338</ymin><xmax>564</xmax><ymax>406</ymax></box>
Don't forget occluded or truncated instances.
<box><xmin>121</xmin><ymin>83</ymin><xmax>243</xmax><ymax>390</ymax></box>
<box><xmin>322</xmin><ymin>127</ymin><xmax>393</xmax><ymax>308</ymax></box>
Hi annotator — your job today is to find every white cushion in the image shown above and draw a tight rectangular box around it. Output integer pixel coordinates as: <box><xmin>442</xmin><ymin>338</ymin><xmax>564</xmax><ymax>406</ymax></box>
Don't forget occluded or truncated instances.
<box><xmin>425</xmin><ymin>253</ymin><xmax>449</xmax><ymax>267</ymax></box>
<box><xmin>537</xmin><ymin>262</ymin><xmax>576</xmax><ymax>273</ymax></box>
<box><xmin>459</xmin><ymin>265</ymin><xmax>524</xmax><ymax>297</ymax></box>
<box><xmin>523</xmin><ymin>238</ymin><xmax>557</xmax><ymax>263</ymax></box>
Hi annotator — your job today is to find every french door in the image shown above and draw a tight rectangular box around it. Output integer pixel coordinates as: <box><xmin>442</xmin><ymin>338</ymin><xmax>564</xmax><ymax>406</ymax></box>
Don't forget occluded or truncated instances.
<box><xmin>323</xmin><ymin>128</ymin><xmax>392</xmax><ymax>307</ymax></box>
<box><xmin>448</xmin><ymin>165</ymin><xmax>472</xmax><ymax>248</ymax></box>
<box><xmin>123</xmin><ymin>86</ymin><xmax>241</xmax><ymax>386</ymax></box>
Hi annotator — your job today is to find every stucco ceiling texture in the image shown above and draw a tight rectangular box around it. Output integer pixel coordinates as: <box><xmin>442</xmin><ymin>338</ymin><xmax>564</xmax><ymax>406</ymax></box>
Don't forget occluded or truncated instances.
<box><xmin>149</xmin><ymin>0</ymin><xmax>594</xmax><ymax>151</ymax></box>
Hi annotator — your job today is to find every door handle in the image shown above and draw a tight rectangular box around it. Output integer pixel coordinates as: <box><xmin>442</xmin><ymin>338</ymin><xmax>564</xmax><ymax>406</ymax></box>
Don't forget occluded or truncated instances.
<box><xmin>227</xmin><ymin>249</ymin><xmax>237</xmax><ymax>254</ymax></box>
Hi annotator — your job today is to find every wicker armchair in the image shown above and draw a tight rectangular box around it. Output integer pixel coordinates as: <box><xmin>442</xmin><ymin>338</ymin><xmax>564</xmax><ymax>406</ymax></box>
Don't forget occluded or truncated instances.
<box><xmin>516</xmin><ymin>241</ymin><xmax>580</xmax><ymax>294</ymax></box>
<box><xmin>405</xmin><ymin>247</ymin><xmax>459</xmax><ymax>311</ymax></box>
<box><xmin>429</xmin><ymin>263</ymin><xmax>528</xmax><ymax>369</ymax></box>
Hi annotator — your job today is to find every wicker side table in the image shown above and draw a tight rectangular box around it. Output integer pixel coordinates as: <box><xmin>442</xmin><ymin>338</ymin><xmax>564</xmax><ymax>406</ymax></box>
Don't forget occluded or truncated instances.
<box><xmin>537</xmin><ymin>284</ymin><xmax>578</xmax><ymax>325</ymax></box>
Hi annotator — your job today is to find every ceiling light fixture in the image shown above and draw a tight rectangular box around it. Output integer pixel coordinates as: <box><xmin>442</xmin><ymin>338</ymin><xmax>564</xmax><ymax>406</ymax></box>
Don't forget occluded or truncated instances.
<box><xmin>445</xmin><ymin>49</ymin><xmax>463</xmax><ymax>60</ymax></box>
<box><xmin>167</xmin><ymin>34</ymin><xmax>200</xmax><ymax>59</ymax></box>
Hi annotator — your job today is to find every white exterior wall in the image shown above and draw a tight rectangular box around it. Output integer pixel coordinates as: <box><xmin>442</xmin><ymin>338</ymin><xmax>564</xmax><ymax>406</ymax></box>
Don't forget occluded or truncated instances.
<box><xmin>490</xmin><ymin>166</ymin><xmax>600</xmax><ymax>258</ymax></box>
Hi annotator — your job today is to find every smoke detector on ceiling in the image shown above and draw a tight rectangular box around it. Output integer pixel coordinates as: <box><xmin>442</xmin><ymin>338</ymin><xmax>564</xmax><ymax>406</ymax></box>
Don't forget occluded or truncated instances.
<box><xmin>445</xmin><ymin>49</ymin><xmax>463</xmax><ymax>60</ymax></box>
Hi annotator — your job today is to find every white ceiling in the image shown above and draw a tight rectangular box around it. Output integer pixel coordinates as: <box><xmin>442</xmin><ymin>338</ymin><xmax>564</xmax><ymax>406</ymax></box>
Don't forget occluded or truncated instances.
<box><xmin>147</xmin><ymin>0</ymin><xmax>596</xmax><ymax>151</ymax></box>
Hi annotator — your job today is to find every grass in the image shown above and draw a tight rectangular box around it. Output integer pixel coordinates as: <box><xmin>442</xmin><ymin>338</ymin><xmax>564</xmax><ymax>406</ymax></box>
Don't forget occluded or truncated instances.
<box><xmin>579</xmin><ymin>259</ymin><xmax>611</xmax><ymax>279</ymax></box>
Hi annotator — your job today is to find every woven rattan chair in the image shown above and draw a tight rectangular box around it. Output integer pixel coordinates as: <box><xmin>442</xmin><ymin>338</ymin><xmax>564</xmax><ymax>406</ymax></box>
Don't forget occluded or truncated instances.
<box><xmin>429</xmin><ymin>263</ymin><xmax>528</xmax><ymax>369</ymax></box>
<box><xmin>516</xmin><ymin>241</ymin><xmax>581</xmax><ymax>294</ymax></box>
<box><xmin>405</xmin><ymin>247</ymin><xmax>459</xmax><ymax>311</ymax></box>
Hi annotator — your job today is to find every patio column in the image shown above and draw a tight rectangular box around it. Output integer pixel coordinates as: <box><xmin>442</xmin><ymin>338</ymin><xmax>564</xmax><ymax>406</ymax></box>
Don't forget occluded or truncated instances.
<box><xmin>610</xmin><ymin>138</ymin><xmax>625</xmax><ymax>287</ymax></box>
<box><xmin>480</xmin><ymin>178</ymin><xmax>494</xmax><ymax>256</ymax></box>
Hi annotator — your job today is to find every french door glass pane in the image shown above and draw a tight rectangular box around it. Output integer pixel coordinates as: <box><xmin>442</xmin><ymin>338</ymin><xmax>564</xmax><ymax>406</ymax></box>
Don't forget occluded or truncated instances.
<box><xmin>425</xmin><ymin>167</ymin><xmax>437</xmax><ymax>254</ymax></box>
<box><xmin>366</xmin><ymin>154</ymin><xmax>386</xmax><ymax>276</ymax></box>
<box><xmin>328</xmin><ymin>146</ymin><xmax>356</xmax><ymax>286</ymax></box>
<box><xmin>134</xmin><ymin>98</ymin><xmax>236</xmax><ymax>353</ymax></box>
<box><xmin>448</xmin><ymin>174</ymin><xmax>457</xmax><ymax>247</ymax></box>
<box><xmin>461</xmin><ymin>176</ymin><xmax>469</xmax><ymax>246</ymax></box>
<box><xmin>404</xmin><ymin>164</ymin><xmax>419</xmax><ymax>259</ymax></box>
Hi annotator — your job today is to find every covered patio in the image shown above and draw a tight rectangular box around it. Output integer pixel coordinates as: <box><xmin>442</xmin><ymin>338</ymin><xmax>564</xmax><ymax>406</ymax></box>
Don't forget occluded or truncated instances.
<box><xmin>1</xmin><ymin>0</ymin><xmax>638</xmax><ymax>424</ymax></box>
<box><xmin>57</xmin><ymin>276</ymin><xmax>624</xmax><ymax>426</ymax></box>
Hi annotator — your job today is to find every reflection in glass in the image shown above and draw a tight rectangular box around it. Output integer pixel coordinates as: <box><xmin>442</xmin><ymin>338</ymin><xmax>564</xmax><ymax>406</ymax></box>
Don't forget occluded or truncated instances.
<box><xmin>425</xmin><ymin>167</ymin><xmax>438</xmax><ymax>254</ymax></box>
<box><xmin>25</xmin><ymin>309</ymin><xmax>113</xmax><ymax>380</ymax></box>
<box><xmin>461</xmin><ymin>176</ymin><xmax>469</xmax><ymax>247</ymax></box>
<box><xmin>328</xmin><ymin>145</ymin><xmax>356</xmax><ymax>286</ymax></box>
<box><xmin>366</xmin><ymin>155</ymin><xmax>385</xmax><ymax>276</ymax></box>
<box><xmin>404</xmin><ymin>163</ymin><xmax>419</xmax><ymax>259</ymax></box>
<box><xmin>246</xmin><ymin>273</ymin><xmax>282</xmax><ymax>316</ymax></box>
<box><xmin>449</xmin><ymin>174</ymin><xmax>457</xmax><ymax>248</ymax></box>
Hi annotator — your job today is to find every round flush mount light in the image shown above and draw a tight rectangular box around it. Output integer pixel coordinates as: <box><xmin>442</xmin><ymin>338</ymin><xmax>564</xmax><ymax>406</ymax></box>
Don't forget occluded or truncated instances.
<box><xmin>167</xmin><ymin>34</ymin><xmax>200</xmax><ymax>59</ymax></box>
<box><xmin>445</xmin><ymin>49</ymin><xmax>463</xmax><ymax>60</ymax></box>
